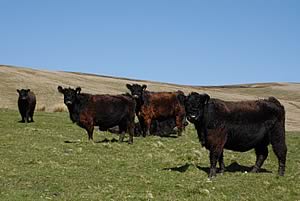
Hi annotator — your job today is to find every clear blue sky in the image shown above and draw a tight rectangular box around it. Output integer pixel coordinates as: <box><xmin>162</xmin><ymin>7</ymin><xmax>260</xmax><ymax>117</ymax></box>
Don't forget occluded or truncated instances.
<box><xmin>1</xmin><ymin>0</ymin><xmax>299</xmax><ymax>85</ymax></box>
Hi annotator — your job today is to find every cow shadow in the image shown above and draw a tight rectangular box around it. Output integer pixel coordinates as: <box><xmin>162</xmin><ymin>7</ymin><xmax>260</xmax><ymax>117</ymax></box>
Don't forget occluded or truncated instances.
<box><xmin>64</xmin><ymin>140</ymin><xmax>80</xmax><ymax>143</ymax></box>
<box><xmin>64</xmin><ymin>138</ymin><xmax>121</xmax><ymax>144</ymax></box>
<box><xmin>95</xmin><ymin>138</ymin><xmax>120</xmax><ymax>143</ymax></box>
<box><xmin>163</xmin><ymin>163</ymin><xmax>191</xmax><ymax>173</ymax></box>
<box><xmin>196</xmin><ymin>161</ymin><xmax>272</xmax><ymax>175</ymax></box>
<box><xmin>163</xmin><ymin>162</ymin><xmax>272</xmax><ymax>175</ymax></box>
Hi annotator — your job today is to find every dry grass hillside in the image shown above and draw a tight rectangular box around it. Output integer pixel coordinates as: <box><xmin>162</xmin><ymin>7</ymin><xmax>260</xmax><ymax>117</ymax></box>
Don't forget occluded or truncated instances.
<box><xmin>1</xmin><ymin>65</ymin><xmax>299</xmax><ymax>131</ymax></box>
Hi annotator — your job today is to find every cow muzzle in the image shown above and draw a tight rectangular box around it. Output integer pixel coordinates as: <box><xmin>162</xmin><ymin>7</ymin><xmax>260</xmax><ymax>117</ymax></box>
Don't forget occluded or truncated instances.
<box><xmin>133</xmin><ymin>95</ymin><xmax>139</xmax><ymax>99</ymax></box>
<box><xmin>187</xmin><ymin>114</ymin><xmax>199</xmax><ymax>122</ymax></box>
<box><xmin>65</xmin><ymin>100</ymin><xmax>72</xmax><ymax>105</ymax></box>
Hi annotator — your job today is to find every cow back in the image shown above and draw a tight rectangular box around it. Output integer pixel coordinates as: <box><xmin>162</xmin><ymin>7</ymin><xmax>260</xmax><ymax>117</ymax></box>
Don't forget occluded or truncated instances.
<box><xmin>141</xmin><ymin>91</ymin><xmax>185</xmax><ymax>119</ymax></box>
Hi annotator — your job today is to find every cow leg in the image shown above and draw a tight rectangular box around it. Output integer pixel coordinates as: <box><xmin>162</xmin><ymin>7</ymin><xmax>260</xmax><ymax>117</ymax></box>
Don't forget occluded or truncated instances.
<box><xmin>272</xmin><ymin>143</ymin><xmax>287</xmax><ymax>176</ymax></box>
<box><xmin>270</xmin><ymin>125</ymin><xmax>287</xmax><ymax>176</ymax></box>
<box><xmin>209</xmin><ymin>151</ymin><xmax>220</xmax><ymax>178</ymax></box>
<box><xmin>30</xmin><ymin>111</ymin><xmax>34</xmax><ymax>122</ymax></box>
<box><xmin>119</xmin><ymin>131</ymin><xmax>125</xmax><ymax>143</ymax></box>
<box><xmin>26</xmin><ymin>111</ymin><xmax>30</xmax><ymax>123</ymax></box>
<box><xmin>86</xmin><ymin>126</ymin><xmax>94</xmax><ymax>141</ymax></box>
<box><xmin>127</xmin><ymin>121</ymin><xmax>135</xmax><ymax>144</ymax></box>
<box><xmin>218</xmin><ymin>151</ymin><xmax>225</xmax><ymax>174</ymax></box>
<box><xmin>80</xmin><ymin>123</ymin><xmax>94</xmax><ymax>141</ymax></box>
<box><xmin>144</xmin><ymin>118</ymin><xmax>152</xmax><ymax>136</ymax></box>
<box><xmin>118</xmin><ymin>122</ymin><xmax>126</xmax><ymax>143</ymax></box>
<box><xmin>21</xmin><ymin>115</ymin><xmax>25</xmax><ymax>123</ymax></box>
<box><xmin>138</xmin><ymin>116</ymin><xmax>147</xmax><ymax>137</ymax></box>
<box><xmin>175</xmin><ymin>115</ymin><xmax>184</xmax><ymax>136</ymax></box>
<box><xmin>251</xmin><ymin>146</ymin><xmax>268</xmax><ymax>173</ymax></box>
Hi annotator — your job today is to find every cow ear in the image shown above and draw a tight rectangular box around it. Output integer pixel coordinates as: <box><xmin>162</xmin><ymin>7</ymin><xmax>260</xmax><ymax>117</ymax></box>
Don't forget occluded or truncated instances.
<box><xmin>76</xmin><ymin>87</ymin><xmax>81</xmax><ymax>94</ymax></box>
<box><xmin>126</xmin><ymin>84</ymin><xmax>132</xmax><ymax>91</ymax></box>
<box><xmin>203</xmin><ymin>93</ymin><xmax>210</xmax><ymax>104</ymax></box>
<box><xmin>142</xmin><ymin>84</ymin><xmax>147</xmax><ymax>90</ymax></box>
<box><xmin>177</xmin><ymin>93</ymin><xmax>186</xmax><ymax>105</ymax></box>
<box><xmin>17</xmin><ymin>89</ymin><xmax>20</xmax><ymax>94</ymax></box>
<box><xmin>57</xmin><ymin>86</ymin><xmax>64</xmax><ymax>94</ymax></box>
<box><xmin>27</xmin><ymin>89</ymin><xmax>30</xmax><ymax>92</ymax></box>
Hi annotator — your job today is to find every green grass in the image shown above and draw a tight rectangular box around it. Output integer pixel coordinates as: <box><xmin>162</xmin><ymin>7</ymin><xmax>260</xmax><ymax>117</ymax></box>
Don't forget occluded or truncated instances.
<box><xmin>0</xmin><ymin>109</ymin><xmax>299</xmax><ymax>201</ymax></box>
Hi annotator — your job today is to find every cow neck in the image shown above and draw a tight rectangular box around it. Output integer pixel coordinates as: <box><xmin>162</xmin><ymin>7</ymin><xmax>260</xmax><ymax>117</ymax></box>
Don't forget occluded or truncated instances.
<box><xmin>135</xmin><ymin>98</ymin><xmax>143</xmax><ymax>114</ymax></box>
<box><xmin>196</xmin><ymin>101</ymin><xmax>210</xmax><ymax>130</ymax></box>
<box><xmin>66</xmin><ymin>94</ymin><xmax>91</xmax><ymax>123</ymax></box>
<box><xmin>194</xmin><ymin>102</ymin><xmax>210</xmax><ymax>147</ymax></box>
<box><xmin>134</xmin><ymin>91</ymin><xmax>148</xmax><ymax>114</ymax></box>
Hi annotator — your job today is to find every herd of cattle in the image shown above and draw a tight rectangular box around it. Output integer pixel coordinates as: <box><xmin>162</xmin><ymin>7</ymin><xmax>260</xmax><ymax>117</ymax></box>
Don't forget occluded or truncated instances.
<box><xmin>16</xmin><ymin>84</ymin><xmax>287</xmax><ymax>178</ymax></box>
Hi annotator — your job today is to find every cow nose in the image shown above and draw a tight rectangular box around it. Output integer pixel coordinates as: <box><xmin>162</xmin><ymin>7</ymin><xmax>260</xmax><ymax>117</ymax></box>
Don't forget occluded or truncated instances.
<box><xmin>133</xmin><ymin>95</ymin><xmax>139</xmax><ymax>98</ymax></box>
<box><xmin>65</xmin><ymin>101</ymin><xmax>72</xmax><ymax>105</ymax></box>
<box><xmin>190</xmin><ymin>115</ymin><xmax>196</xmax><ymax>118</ymax></box>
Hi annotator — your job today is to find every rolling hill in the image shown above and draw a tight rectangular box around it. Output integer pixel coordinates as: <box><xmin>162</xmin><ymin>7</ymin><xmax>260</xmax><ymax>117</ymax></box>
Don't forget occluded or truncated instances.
<box><xmin>1</xmin><ymin>65</ymin><xmax>299</xmax><ymax>131</ymax></box>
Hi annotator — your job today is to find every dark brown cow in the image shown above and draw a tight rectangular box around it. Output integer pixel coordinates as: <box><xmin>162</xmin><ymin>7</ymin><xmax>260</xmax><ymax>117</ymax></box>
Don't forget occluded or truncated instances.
<box><xmin>185</xmin><ymin>92</ymin><xmax>287</xmax><ymax>178</ymax></box>
<box><xmin>126</xmin><ymin>84</ymin><xmax>186</xmax><ymax>136</ymax></box>
<box><xmin>58</xmin><ymin>86</ymin><xmax>136</xmax><ymax>144</ymax></box>
<box><xmin>17</xmin><ymin>89</ymin><xmax>36</xmax><ymax>123</ymax></box>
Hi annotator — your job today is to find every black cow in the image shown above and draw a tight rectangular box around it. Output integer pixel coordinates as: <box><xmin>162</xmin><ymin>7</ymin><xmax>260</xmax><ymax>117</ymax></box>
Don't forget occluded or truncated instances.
<box><xmin>57</xmin><ymin>86</ymin><xmax>136</xmax><ymax>144</ymax></box>
<box><xmin>185</xmin><ymin>92</ymin><xmax>287</xmax><ymax>178</ymax></box>
<box><xmin>126</xmin><ymin>83</ymin><xmax>186</xmax><ymax>137</ymax></box>
<box><xmin>17</xmin><ymin>89</ymin><xmax>36</xmax><ymax>123</ymax></box>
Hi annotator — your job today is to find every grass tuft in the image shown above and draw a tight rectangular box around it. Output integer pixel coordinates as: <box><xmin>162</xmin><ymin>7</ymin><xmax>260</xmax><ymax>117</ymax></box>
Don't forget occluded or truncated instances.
<box><xmin>52</xmin><ymin>104</ymin><xmax>68</xmax><ymax>112</ymax></box>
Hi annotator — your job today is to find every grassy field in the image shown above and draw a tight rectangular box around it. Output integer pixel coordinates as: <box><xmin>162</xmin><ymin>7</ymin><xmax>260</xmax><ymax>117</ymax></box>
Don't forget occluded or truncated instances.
<box><xmin>0</xmin><ymin>109</ymin><xmax>299</xmax><ymax>201</ymax></box>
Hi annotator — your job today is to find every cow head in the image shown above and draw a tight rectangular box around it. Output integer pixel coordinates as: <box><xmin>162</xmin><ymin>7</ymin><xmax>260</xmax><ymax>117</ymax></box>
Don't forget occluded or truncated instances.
<box><xmin>185</xmin><ymin>92</ymin><xmax>210</xmax><ymax>122</ymax></box>
<box><xmin>57</xmin><ymin>86</ymin><xmax>81</xmax><ymax>106</ymax></box>
<box><xmin>126</xmin><ymin>84</ymin><xmax>147</xmax><ymax>100</ymax></box>
<box><xmin>17</xmin><ymin>89</ymin><xmax>30</xmax><ymax>100</ymax></box>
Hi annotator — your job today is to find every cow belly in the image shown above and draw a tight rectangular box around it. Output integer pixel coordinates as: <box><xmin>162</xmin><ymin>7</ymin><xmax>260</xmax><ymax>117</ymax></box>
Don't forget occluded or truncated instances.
<box><xmin>95</xmin><ymin>114</ymin><xmax>126</xmax><ymax>128</ymax></box>
<box><xmin>224</xmin><ymin>124</ymin><xmax>269</xmax><ymax>152</ymax></box>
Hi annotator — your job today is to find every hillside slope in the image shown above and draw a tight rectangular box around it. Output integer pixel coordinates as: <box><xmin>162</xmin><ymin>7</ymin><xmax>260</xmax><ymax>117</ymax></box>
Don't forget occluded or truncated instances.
<box><xmin>1</xmin><ymin>65</ymin><xmax>299</xmax><ymax>131</ymax></box>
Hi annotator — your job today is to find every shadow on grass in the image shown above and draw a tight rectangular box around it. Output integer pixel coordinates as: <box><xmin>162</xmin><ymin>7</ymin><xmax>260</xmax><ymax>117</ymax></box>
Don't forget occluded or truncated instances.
<box><xmin>18</xmin><ymin>120</ymin><xmax>34</xmax><ymax>123</ymax></box>
<box><xmin>95</xmin><ymin>138</ymin><xmax>120</xmax><ymax>143</ymax></box>
<box><xmin>64</xmin><ymin>138</ymin><xmax>122</xmax><ymax>143</ymax></box>
<box><xmin>64</xmin><ymin>140</ymin><xmax>81</xmax><ymax>143</ymax></box>
<box><xmin>196</xmin><ymin>162</ymin><xmax>272</xmax><ymax>175</ymax></box>
<box><xmin>163</xmin><ymin>163</ymin><xmax>191</xmax><ymax>173</ymax></box>
<box><xmin>164</xmin><ymin>162</ymin><xmax>272</xmax><ymax>175</ymax></box>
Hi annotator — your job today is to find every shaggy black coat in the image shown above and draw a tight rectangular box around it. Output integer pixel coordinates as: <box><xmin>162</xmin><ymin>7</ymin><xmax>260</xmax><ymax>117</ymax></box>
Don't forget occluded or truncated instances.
<box><xmin>17</xmin><ymin>89</ymin><xmax>36</xmax><ymax>123</ymax></box>
<box><xmin>185</xmin><ymin>92</ymin><xmax>287</xmax><ymax>178</ymax></box>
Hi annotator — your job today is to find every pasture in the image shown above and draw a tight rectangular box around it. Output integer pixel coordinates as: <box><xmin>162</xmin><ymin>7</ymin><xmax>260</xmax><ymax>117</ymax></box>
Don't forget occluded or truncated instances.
<box><xmin>0</xmin><ymin>109</ymin><xmax>299</xmax><ymax>201</ymax></box>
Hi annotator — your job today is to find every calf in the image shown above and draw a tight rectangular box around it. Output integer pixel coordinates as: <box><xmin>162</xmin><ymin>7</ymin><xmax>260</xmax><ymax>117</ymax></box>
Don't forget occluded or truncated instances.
<box><xmin>58</xmin><ymin>86</ymin><xmax>136</xmax><ymax>144</ymax></box>
<box><xmin>126</xmin><ymin>84</ymin><xmax>186</xmax><ymax>136</ymax></box>
<box><xmin>185</xmin><ymin>92</ymin><xmax>287</xmax><ymax>178</ymax></box>
<box><xmin>17</xmin><ymin>89</ymin><xmax>36</xmax><ymax>123</ymax></box>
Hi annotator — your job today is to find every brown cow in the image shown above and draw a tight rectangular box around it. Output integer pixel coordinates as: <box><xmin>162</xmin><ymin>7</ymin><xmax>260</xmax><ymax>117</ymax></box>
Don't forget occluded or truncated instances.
<box><xmin>58</xmin><ymin>86</ymin><xmax>136</xmax><ymax>144</ymax></box>
<box><xmin>126</xmin><ymin>84</ymin><xmax>186</xmax><ymax>137</ymax></box>
<box><xmin>185</xmin><ymin>92</ymin><xmax>287</xmax><ymax>178</ymax></box>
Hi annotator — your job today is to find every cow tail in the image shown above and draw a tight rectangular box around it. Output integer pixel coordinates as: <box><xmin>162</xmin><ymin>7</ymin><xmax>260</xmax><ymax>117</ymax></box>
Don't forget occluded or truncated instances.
<box><xmin>267</xmin><ymin>97</ymin><xmax>285</xmax><ymax>122</ymax></box>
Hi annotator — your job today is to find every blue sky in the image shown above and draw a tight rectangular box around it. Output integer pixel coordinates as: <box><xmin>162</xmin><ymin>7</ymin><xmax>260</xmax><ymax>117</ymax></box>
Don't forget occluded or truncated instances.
<box><xmin>0</xmin><ymin>0</ymin><xmax>299</xmax><ymax>85</ymax></box>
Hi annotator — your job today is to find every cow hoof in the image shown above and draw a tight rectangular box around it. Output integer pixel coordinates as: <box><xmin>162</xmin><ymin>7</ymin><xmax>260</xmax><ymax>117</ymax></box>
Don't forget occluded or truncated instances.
<box><xmin>250</xmin><ymin>167</ymin><xmax>259</xmax><ymax>173</ymax></box>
